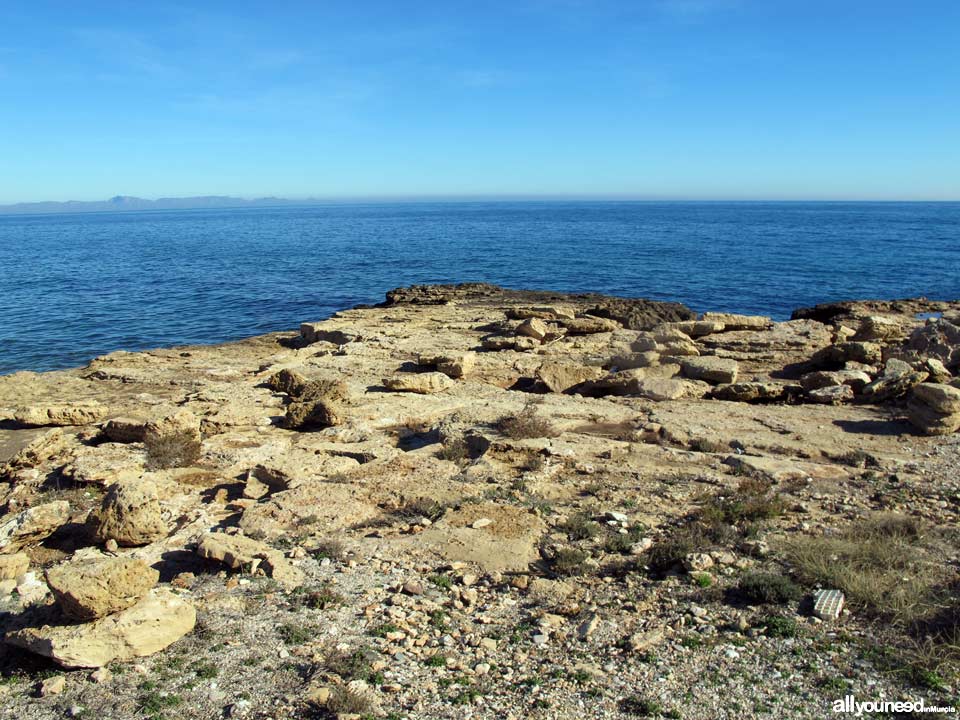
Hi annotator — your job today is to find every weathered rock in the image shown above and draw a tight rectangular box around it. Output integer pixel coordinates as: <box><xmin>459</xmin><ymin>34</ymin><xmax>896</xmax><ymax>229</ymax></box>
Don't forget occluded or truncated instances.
<box><xmin>0</xmin><ymin>552</ymin><xmax>30</xmax><ymax>579</ymax></box>
<box><xmin>506</xmin><ymin>305</ymin><xmax>577</xmax><ymax>321</ymax></box>
<box><xmin>537</xmin><ymin>362</ymin><xmax>603</xmax><ymax>393</ymax></box>
<box><xmin>46</xmin><ymin>557</ymin><xmax>158</xmax><ymax>621</ymax></box>
<box><xmin>806</xmin><ymin>384</ymin><xmax>854</xmax><ymax>404</ymax></box>
<box><xmin>906</xmin><ymin>318</ymin><xmax>960</xmax><ymax>370</ymax></box>
<box><xmin>912</xmin><ymin>382</ymin><xmax>960</xmax><ymax>414</ymax></box>
<box><xmin>481</xmin><ymin>335</ymin><xmax>539</xmax><ymax>351</ymax></box>
<box><xmin>300</xmin><ymin>323</ymin><xmax>357</xmax><ymax>345</ymax></box>
<box><xmin>710</xmin><ymin>382</ymin><xmax>799</xmax><ymax>403</ymax></box>
<box><xmin>632</xmin><ymin>378</ymin><xmax>710</xmax><ymax>401</ymax></box>
<box><xmin>659</xmin><ymin>320</ymin><xmax>726</xmax><ymax>337</ymax></box>
<box><xmin>284</xmin><ymin>378</ymin><xmax>348</xmax><ymax>429</ymax></box>
<box><xmin>196</xmin><ymin>533</ymin><xmax>304</xmax><ymax>590</ymax></box>
<box><xmin>143</xmin><ymin>410</ymin><xmax>201</xmax><ymax>446</ymax></box>
<box><xmin>811</xmin><ymin>341</ymin><xmax>882</xmax><ymax>368</ymax></box>
<box><xmin>607</xmin><ymin>352</ymin><xmax>661</xmax><ymax>370</ymax></box>
<box><xmin>800</xmin><ymin>369</ymin><xmax>872</xmax><ymax>393</ymax></box>
<box><xmin>62</xmin><ymin>444</ymin><xmax>146</xmax><ymax>485</ymax></box>
<box><xmin>267</xmin><ymin>369</ymin><xmax>311</xmax><ymax>397</ymax></box>
<box><xmin>11</xmin><ymin>403</ymin><xmax>106</xmax><ymax>428</ymax></box>
<box><xmin>559</xmin><ymin>317</ymin><xmax>621</xmax><ymax>335</ymax></box>
<box><xmin>853</xmin><ymin>316</ymin><xmax>904</xmax><ymax>342</ymax></box>
<box><xmin>418</xmin><ymin>352</ymin><xmax>476</xmax><ymax>378</ymax></box>
<box><xmin>92</xmin><ymin>479</ymin><xmax>169</xmax><ymax>547</ymax></box>
<box><xmin>382</xmin><ymin>372</ymin><xmax>454</xmax><ymax>394</ymax></box>
<box><xmin>699</xmin><ymin>313</ymin><xmax>772</xmax><ymax>331</ymax></box>
<box><xmin>0</xmin><ymin>502</ymin><xmax>70</xmax><ymax>554</ymax></box>
<box><xmin>6</xmin><ymin>588</ymin><xmax>195</xmax><ymax>668</ymax></box>
<box><xmin>0</xmin><ymin>429</ymin><xmax>74</xmax><ymax>481</ymax></box>
<box><xmin>680</xmin><ymin>356</ymin><xmax>739</xmax><ymax>384</ymax></box>
<box><xmin>100</xmin><ymin>417</ymin><xmax>148</xmax><ymax>443</ymax></box>
<box><xmin>861</xmin><ymin>359</ymin><xmax>928</xmax><ymax>401</ymax></box>
<box><xmin>516</xmin><ymin>318</ymin><xmax>549</xmax><ymax>341</ymax></box>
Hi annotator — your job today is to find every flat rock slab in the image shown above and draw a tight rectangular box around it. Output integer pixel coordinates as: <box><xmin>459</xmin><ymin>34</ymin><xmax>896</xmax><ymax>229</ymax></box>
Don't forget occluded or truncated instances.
<box><xmin>5</xmin><ymin>588</ymin><xmax>195</xmax><ymax>668</ymax></box>
<box><xmin>196</xmin><ymin>533</ymin><xmax>304</xmax><ymax>590</ymax></box>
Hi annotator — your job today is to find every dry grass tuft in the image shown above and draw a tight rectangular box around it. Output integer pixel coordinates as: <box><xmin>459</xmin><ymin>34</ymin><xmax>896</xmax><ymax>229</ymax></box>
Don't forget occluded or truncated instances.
<box><xmin>497</xmin><ymin>403</ymin><xmax>558</xmax><ymax>440</ymax></box>
<box><xmin>144</xmin><ymin>430</ymin><xmax>201</xmax><ymax>470</ymax></box>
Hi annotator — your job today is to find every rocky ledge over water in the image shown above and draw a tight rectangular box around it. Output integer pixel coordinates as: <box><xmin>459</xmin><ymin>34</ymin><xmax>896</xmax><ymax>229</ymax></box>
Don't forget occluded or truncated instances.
<box><xmin>0</xmin><ymin>284</ymin><xmax>958</xmax><ymax>719</ymax></box>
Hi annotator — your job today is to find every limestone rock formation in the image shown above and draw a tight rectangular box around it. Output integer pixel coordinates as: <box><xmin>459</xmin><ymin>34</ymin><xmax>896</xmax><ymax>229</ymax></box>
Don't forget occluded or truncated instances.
<box><xmin>91</xmin><ymin>479</ymin><xmax>169</xmax><ymax>547</ymax></box>
<box><xmin>46</xmin><ymin>556</ymin><xmax>159</xmax><ymax>621</ymax></box>
<box><xmin>10</xmin><ymin>403</ymin><xmax>106</xmax><ymax>428</ymax></box>
<box><xmin>5</xmin><ymin>588</ymin><xmax>195</xmax><ymax>668</ymax></box>
<box><xmin>382</xmin><ymin>372</ymin><xmax>455</xmax><ymax>394</ymax></box>
<box><xmin>196</xmin><ymin>532</ymin><xmax>304</xmax><ymax>590</ymax></box>
<box><xmin>907</xmin><ymin>383</ymin><xmax>960</xmax><ymax>435</ymax></box>
<box><xmin>0</xmin><ymin>502</ymin><xmax>70</xmax><ymax>554</ymax></box>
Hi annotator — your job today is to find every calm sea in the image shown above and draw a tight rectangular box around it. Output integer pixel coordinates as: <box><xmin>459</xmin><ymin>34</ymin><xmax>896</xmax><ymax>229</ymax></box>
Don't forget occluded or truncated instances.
<box><xmin>1</xmin><ymin>201</ymin><xmax>958</xmax><ymax>374</ymax></box>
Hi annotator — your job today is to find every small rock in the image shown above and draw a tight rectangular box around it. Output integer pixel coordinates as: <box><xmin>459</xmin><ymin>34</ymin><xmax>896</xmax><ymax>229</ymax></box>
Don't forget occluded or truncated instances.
<box><xmin>39</xmin><ymin>675</ymin><xmax>66</xmax><ymax>696</ymax></box>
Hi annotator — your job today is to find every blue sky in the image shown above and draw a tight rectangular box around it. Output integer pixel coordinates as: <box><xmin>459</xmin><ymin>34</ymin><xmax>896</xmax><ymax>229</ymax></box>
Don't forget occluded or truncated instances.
<box><xmin>1</xmin><ymin>1</ymin><xmax>958</xmax><ymax>202</ymax></box>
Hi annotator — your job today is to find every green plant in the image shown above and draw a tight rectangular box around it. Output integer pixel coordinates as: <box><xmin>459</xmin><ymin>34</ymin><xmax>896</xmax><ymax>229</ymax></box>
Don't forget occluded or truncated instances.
<box><xmin>559</xmin><ymin>512</ymin><xmax>601</xmax><ymax>541</ymax></box>
<box><xmin>278</xmin><ymin>623</ymin><xmax>313</xmax><ymax>645</ymax></box>
<box><xmin>619</xmin><ymin>696</ymin><xmax>663</xmax><ymax>716</ymax></box>
<box><xmin>762</xmin><ymin>615</ymin><xmax>798</xmax><ymax>638</ymax></box>
<box><xmin>424</xmin><ymin>654</ymin><xmax>447</xmax><ymax>667</ymax></box>
<box><xmin>190</xmin><ymin>661</ymin><xmax>219</xmax><ymax>679</ymax></box>
<box><xmin>298</xmin><ymin>582</ymin><xmax>344</xmax><ymax>610</ymax></box>
<box><xmin>429</xmin><ymin>574</ymin><xmax>453</xmax><ymax>590</ymax></box>
<box><xmin>368</xmin><ymin>622</ymin><xmax>400</xmax><ymax>638</ymax></box>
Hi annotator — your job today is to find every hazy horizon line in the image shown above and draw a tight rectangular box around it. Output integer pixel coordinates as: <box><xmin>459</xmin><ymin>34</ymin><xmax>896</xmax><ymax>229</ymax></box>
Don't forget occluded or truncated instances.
<box><xmin>2</xmin><ymin>193</ymin><xmax>959</xmax><ymax>208</ymax></box>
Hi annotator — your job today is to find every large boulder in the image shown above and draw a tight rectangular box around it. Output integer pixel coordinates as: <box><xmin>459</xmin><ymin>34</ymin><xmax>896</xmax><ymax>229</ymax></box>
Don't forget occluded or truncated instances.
<box><xmin>6</xmin><ymin>588</ymin><xmax>195</xmax><ymax>668</ymax></box>
<box><xmin>907</xmin><ymin>383</ymin><xmax>960</xmax><ymax>435</ymax></box>
<box><xmin>515</xmin><ymin>318</ymin><xmax>549</xmax><ymax>341</ymax></box>
<box><xmin>196</xmin><ymin>533</ymin><xmax>304</xmax><ymax>590</ymax></box>
<box><xmin>0</xmin><ymin>502</ymin><xmax>70</xmax><ymax>554</ymax></box>
<box><xmin>91</xmin><ymin>479</ymin><xmax>169</xmax><ymax>547</ymax></box>
<box><xmin>710</xmin><ymin>382</ymin><xmax>800</xmax><ymax>403</ymax></box>
<box><xmin>800</xmin><ymin>369</ymin><xmax>872</xmax><ymax>393</ymax></box>
<box><xmin>811</xmin><ymin>342</ymin><xmax>883</xmax><ymax>368</ymax></box>
<box><xmin>143</xmin><ymin>410</ymin><xmax>202</xmax><ymax>446</ymax></box>
<box><xmin>46</xmin><ymin>557</ymin><xmax>158</xmax><ymax>621</ymax></box>
<box><xmin>559</xmin><ymin>317</ymin><xmax>621</xmax><ymax>335</ymax></box>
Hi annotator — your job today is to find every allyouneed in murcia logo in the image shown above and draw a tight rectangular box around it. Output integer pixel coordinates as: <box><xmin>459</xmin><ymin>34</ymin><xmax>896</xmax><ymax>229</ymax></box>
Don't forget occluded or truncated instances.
<box><xmin>832</xmin><ymin>695</ymin><xmax>957</xmax><ymax>714</ymax></box>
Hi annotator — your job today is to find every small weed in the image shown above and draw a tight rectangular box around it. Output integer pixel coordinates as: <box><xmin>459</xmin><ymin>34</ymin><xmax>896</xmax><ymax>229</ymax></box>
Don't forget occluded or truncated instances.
<box><xmin>424</xmin><ymin>654</ymin><xmax>447</xmax><ymax>668</ymax></box>
<box><xmin>310</xmin><ymin>539</ymin><xmax>346</xmax><ymax>561</ymax></box>
<box><xmin>620</xmin><ymin>696</ymin><xmax>663</xmax><ymax>716</ymax></box>
<box><xmin>762</xmin><ymin>615</ymin><xmax>798</xmax><ymax>638</ymax></box>
<box><xmin>278</xmin><ymin>623</ymin><xmax>313</xmax><ymax>645</ymax></box>
<box><xmin>368</xmin><ymin>622</ymin><xmax>400</xmax><ymax>638</ymax></box>
<box><xmin>429</xmin><ymin>574</ymin><xmax>454</xmax><ymax>590</ymax></box>
<box><xmin>559</xmin><ymin>512</ymin><xmax>601</xmax><ymax>541</ymax></box>
<box><xmin>190</xmin><ymin>661</ymin><xmax>219</xmax><ymax>679</ymax></box>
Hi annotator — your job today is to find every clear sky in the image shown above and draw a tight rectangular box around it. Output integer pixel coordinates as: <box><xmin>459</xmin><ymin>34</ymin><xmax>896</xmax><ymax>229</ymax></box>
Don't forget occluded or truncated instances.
<box><xmin>1</xmin><ymin>1</ymin><xmax>958</xmax><ymax>203</ymax></box>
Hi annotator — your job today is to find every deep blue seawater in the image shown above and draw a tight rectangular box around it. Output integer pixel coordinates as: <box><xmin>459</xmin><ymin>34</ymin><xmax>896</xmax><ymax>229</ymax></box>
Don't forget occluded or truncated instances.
<box><xmin>1</xmin><ymin>201</ymin><xmax>958</xmax><ymax>374</ymax></box>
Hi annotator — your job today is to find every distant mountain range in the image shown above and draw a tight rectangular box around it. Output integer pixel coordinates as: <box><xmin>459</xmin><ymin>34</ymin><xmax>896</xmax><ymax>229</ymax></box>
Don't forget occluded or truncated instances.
<box><xmin>0</xmin><ymin>195</ymin><xmax>311</xmax><ymax>215</ymax></box>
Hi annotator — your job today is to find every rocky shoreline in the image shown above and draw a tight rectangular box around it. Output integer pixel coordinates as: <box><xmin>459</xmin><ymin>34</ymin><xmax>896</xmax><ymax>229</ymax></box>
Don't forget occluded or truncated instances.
<box><xmin>0</xmin><ymin>284</ymin><xmax>958</xmax><ymax>719</ymax></box>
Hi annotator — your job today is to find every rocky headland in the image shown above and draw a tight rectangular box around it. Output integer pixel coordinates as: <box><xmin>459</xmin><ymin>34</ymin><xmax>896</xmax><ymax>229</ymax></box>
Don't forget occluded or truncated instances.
<box><xmin>0</xmin><ymin>284</ymin><xmax>958</xmax><ymax>719</ymax></box>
